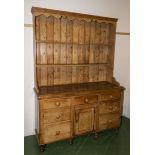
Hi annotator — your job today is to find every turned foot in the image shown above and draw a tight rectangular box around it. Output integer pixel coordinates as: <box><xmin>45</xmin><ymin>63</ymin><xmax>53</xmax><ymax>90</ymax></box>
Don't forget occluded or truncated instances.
<box><xmin>69</xmin><ymin>139</ymin><xmax>73</xmax><ymax>145</ymax></box>
<box><xmin>113</xmin><ymin>128</ymin><xmax>119</xmax><ymax>134</ymax></box>
<box><xmin>39</xmin><ymin>144</ymin><xmax>46</xmax><ymax>152</ymax></box>
<box><xmin>94</xmin><ymin>132</ymin><xmax>98</xmax><ymax>139</ymax></box>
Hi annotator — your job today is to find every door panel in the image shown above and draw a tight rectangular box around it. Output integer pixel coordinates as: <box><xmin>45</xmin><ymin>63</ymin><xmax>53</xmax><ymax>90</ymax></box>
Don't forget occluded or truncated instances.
<box><xmin>74</xmin><ymin>107</ymin><xmax>95</xmax><ymax>135</ymax></box>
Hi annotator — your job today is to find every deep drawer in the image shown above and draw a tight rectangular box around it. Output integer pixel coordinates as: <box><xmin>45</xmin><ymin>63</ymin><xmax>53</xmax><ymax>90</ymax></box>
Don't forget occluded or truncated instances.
<box><xmin>40</xmin><ymin>98</ymin><xmax>71</xmax><ymax>109</ymax></box>
<box><xmin>40</xmin><ymin>121</ymin><xmax>71</xmax><ymax>144</ymax></box>
<box><xmin>99</xmin><ymin>101</ymin><xmax>120</xmax><ymax>114</ymax></box>
<box><xmin>40</xmin><ymin>108</ymin><xmax>70</xmax><ymax>124</ymax></box>
<box><xmin>99</xmin><ymin>113</ymin><xmax>121</xmax><ymax>130</ymax></box>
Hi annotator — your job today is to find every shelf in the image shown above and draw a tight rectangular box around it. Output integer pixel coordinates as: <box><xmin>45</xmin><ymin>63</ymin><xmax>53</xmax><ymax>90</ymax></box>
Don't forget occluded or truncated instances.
<box><xmin>35</xmin><ymin>40</ymin><xmax>113</xmax><ymax>46</ymax></box>
<box><xmin>36</xmin><ymin>63</ymin><xmax>110</xmax><ymax>67</ymax></box>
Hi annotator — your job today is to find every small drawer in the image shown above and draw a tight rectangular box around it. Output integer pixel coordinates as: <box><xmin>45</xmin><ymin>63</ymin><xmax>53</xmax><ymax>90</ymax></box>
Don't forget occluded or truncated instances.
<box><xmin>40</xmin><ymin>121</ymin><xmax>71</xmax><ymax>143</ymax></box>
<box><xmin>100</xmin><ymin>91</ymin><xmax>121</xmax><ymax>101</ymax></box>
<box><xmin>99</xmin><ymin>114</ymin><xmax>120</xmax><ymax>130</ymax></box>
<box><xmin>40</xmin><ymin>98</ymin><xmax>71</xmax><ymax>109</ymax></box>
<box><xmin>41</xmin><ymin>108</ymin><xmax>70</xmax><ymax>124</ymax></box>
<box><xmin>74</xmin><ymin>95</ymin><xmax>98</xmax><ymax>105</ymax></box>
<box><xmin>99</xmin><ymin>101</ymin><xmax>120</xmax><ymax>114</ymax></box>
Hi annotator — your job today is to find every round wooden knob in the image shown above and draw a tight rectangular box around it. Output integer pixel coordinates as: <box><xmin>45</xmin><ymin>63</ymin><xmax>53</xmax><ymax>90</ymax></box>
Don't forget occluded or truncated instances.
<box><xmin>84</xmin><ymin>98</ymin><xmax>89</xmax><ymax>103</ymax></box>
<box><xmin>108</xmin><ymin>120</ymin><xmax>112</xmax><ymax>123</ymax></box>
<box><xmin>56</xmin><ymin>131</ymin><xmax>60</xmax><ymax>135</ymax></box>
<box><xmin>110</xmin><ymin>95</ymin><xmax>113</xmax><ymax>98</ymax></box>
<box><xmin>55</xmin><ymin>102</ymin><xmax>60</xmax><ymax>106</ymax></box>
<box><xmin>56</xmin><ymin>115</ymin><xmax>61</xmax><ymax>119</ymax></box>
<box><xmin>109</xmin><ymin>106</ymin><xmax>113</xmax><ymax>109</ymax></box>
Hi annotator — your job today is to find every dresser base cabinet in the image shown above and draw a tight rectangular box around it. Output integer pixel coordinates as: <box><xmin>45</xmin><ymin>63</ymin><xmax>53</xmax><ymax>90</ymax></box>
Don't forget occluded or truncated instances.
<box><xmin>34</xmin><ymin>82</ymin><xmax>125</xmax><ymax>152</ymax></box>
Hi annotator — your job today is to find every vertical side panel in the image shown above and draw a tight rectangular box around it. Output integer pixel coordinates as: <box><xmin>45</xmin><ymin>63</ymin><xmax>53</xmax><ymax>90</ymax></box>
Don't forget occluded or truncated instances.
<box><xmin>35</xmin><ymin>16</ymin><xmax>40</xmax><ymax>40</ymax></box>
<box><xmin>40</xmin><ymin>66</ymin><xmax>47</xmax><ymax>86</ymax></box>
<box><xmin>73</xmin><ymin>19</ymin><xmax>79</xmax><ymax>43</ymax></box>
<box><xmin>61</xmin><ymin>18</ymin><xmax>67</xmax><ymax>42</ymax></box>
<box><xmin>54</xmin><ymin>44</ymin><xmax>60</xmax><ymax>64</ymax></box>
<box><xmin>47</xmin><ymin>43</ymin><xmax>53</xmax><ymax>64</ymax></box>
<box><xmin>46</xmin><ymin>16</ymin><xmax>54</xmax><ymax>41</ymax></box>
<box><xmin>85</xmin><ymin>21</ymin><xmax>90</xmax><ymax>44</ymax></box>
<box><xmin>54</xmin><ymin>66</ymin><xmax>60</xmax><ymax>85</ymax></box>
<box><xmin>60</xmin><ymin>44</ymin><xmax>67</xmax><ymax>64</ymax></box>
<box><xmin>66</xmin><ymin>44</ymin><xmax>72</xmax><ymax>64</ymax></box>
<box><xmin>40</xmin><ymin>15</ymin><xmax>47</xmax><ymax>41</ymax></box>
<box><xmin>47</xmin><ymin>67</ymin><xmax>54</xmax><ymax>86</ymax></box>
<box><xmin>36</xmin><ymin>67</ymin><xmax>41</xmax><ymax>86</ymax></box>
<box><xmin>79</xmin><ymin>21</ymin><xmax>85</xmax><ymax>44</ymax></box>
<box><xmin>90</xmin><ymin>21</ymin><xmax>96</xmax><ymax>44</ymax></box>
<box><xmin>72</xmin><ymin>45</ymin><xmax>78</xmax><ymax>64</ymax></box>
<box><xmin>40</xmin><ymin>43</ymin><xmax>47</xmax><ymax>64</ymax></box>
<box><xmin>36</xmin><ymin>43</ymin><xmax>40</xmax><ymax>64</ymax></box>
<box><xmin>54</xmin><ymin>17</ymin><xmax>61</xmax><ymax>42</ymax></box>
<box><xmin>109</xmin><ymin>23</ymin><xmax>116</xmax><ymax>44</ymax></box>
<box><xmin>66</xmin><ymin>66</ymin><xmax>72</xmax><ymax>84</ymax></box>
<box><xmin>95</xmin><ymin>22</ymin><xmax>101</xmax><ymax>44</ymax></box>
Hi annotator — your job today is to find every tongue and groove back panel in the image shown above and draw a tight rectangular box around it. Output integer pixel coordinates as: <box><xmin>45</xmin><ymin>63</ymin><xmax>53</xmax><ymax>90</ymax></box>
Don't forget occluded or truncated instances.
<box><xmin>32</xmin><ymin>7</ymin><xmax>117</xmax><ymax>87</ymax></box>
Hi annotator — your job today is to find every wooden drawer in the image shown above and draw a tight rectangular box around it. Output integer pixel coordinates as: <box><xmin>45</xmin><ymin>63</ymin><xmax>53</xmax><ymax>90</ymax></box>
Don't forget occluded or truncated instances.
<box><xmin>99</xmin><ymin>114</ymin><xmax>120</xmax><ymax>130</ymax></box>
<box><xmin>99</xmin><ymin>101</ymin><xmax>120</xmax><ymax>114</ymax></box>
<box><xmin>40</xmin><ymin>121</ymin><xmax>71</xmax><ymax>144</ymax></box>
<box><xmin>74</xmin><ymin>95</ymin><xmax>98</xmax><ymax>105</ymax></box>
<box><xmin>41</xmin><ymin>108</ymin><xmax>70</xmax><ymax>124</ymax></box>
<box><xmin>40</xmin><ymin>98</ymin><xmax>71</xmax><ymax>109</ymax></box>
<box><xmin>100</xmin><ymin>91</ymin><xmax>121</xmax><ymax>101</ymax></box>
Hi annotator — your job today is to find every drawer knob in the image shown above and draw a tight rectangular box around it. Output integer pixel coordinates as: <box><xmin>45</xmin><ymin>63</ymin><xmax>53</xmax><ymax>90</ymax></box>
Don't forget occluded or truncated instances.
<box><xmin>56</xmin><ymin>115</ymin><xmax>61</xmax><ymax>119</ymax></box>
<box><xmin>110</xmin><ymin>95</ymin><xmax>113</xmax><ymax>98</ymax></box>
<box><xmin>84</xmin><ymin>98</ymin><xmax>89</xmax><ymax>103</ymax></box>
<box><xmin>56</xmin><ymin>131</ymin><xmax>60</xmax><ymax>135</ymax></box>
<box><xmin>55</xmin><ymin>102</ymin><xmax>60</xmax><ymax>106</ymax></box>
<box><xmin>108</xmin><ymin>120</ymin><xmax>112</xmax><ymax>123</ymax></box>
<box><xmin>109</xmin><ymin>106</ymin><xmax>113</xmax><ymax>110</ymax></box>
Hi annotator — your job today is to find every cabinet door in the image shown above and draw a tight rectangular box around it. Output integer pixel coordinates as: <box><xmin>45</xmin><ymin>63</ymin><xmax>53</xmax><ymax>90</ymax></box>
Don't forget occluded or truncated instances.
<box><xmin>74</xmin><ymin>107</ymin><xmax>95</xmax><ymax>135</ymax></box>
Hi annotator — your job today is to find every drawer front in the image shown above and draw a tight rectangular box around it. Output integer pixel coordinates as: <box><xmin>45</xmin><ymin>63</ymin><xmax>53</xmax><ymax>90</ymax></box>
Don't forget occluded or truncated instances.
<box><xmin>40</xmin><ymin>98</ymin><xmax>71</xmax><ymax>109</ymax></box>
<box><xmin>41</xmin><ymin>108</ymin><xmax>70</xmax><ymax>124</ymax></box>
<box><xmin>99</xmin><ymin>101</ymin><xmax>120</xmax><ymax>114</ymax></box>
<box><xmin>74</xmin><ymin>95</ymin><xmax>98</xmax><ymax>105</ymax></box>
<box><xmin>40</xmin><ymin>121</ymin><xmax>71</xmax><ymax>144</ymax></box>
<box><xmin>99</xmin><ymin>114</ymin><xmax>120</xmax><ymax>130</ymax></box>
<box><xmin>100</xmin><ymin>91</ymin><xmax>121</xmax><ymax>101</ymax></box>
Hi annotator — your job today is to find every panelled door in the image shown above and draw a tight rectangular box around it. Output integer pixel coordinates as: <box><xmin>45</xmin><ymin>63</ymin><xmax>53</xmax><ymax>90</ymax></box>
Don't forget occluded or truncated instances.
<box><xmin>74</xmin><ymin>105</ymin><xmax>95</xmax><ymax>135</ymax></box>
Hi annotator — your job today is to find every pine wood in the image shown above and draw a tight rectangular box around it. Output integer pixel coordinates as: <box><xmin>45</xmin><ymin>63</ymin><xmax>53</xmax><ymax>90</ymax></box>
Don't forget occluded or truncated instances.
<box><xmin>32</xmin><ymin>7</ymin><xmax>125</xmax><ymax>152</ymax></box>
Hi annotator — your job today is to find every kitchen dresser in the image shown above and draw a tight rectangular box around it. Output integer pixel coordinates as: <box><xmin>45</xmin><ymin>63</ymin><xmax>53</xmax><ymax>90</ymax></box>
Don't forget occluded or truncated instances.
<box><xmin>31</xmin><ymin>7</ymin><xmax>125</xmax><ymax>152</ymax></box>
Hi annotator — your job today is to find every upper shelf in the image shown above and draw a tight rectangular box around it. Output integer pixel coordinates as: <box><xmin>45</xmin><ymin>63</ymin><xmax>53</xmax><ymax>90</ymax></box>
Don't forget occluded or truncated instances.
<box><xmin>35</xmin><ymin>40</ymin><xmax>114</xmax><ymax>46</ymax></box>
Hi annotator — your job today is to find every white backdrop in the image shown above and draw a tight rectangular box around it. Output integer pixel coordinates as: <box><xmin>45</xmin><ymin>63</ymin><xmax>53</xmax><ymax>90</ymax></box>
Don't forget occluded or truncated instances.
<box><xmin>24</xmin><ymin>0</ymin><xmax>130</xmax><ymax>136</ymax></box>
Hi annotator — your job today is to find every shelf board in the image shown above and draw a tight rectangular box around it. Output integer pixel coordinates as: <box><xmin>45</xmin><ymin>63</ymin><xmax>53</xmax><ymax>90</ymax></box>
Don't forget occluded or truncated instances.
<box><xmin>35</xmin><ymin>40</ymin><xmax>113</xmax><ymax>46</ymax></box>
<box><xmin>36</xmin><ymin>63</ymin><xmax>110</xmax><ymax>67</ymax></box>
